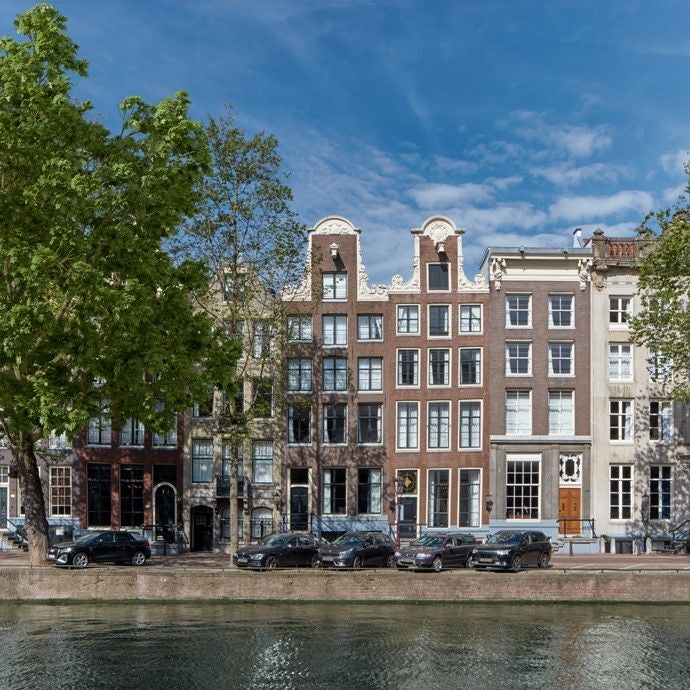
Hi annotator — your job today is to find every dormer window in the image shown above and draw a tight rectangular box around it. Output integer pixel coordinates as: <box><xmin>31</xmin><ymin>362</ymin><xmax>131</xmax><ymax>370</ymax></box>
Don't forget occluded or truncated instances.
<box><xmin>428</xmin><ymin>263</ymin><xmax>450</xmax><ymax>291</ymax></box>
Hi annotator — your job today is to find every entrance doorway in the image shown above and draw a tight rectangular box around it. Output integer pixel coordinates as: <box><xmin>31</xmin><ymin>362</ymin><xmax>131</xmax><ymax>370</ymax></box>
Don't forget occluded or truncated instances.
<box><xmin>399</xmin><ymin>497</ymin><xmax>418</xmax><ymax>539</ymax></box>
<box><xmin>154</xmin><ymin>483</ymin><xmax>176</xmax><ymax>528</ymax></box>
<box><xmin>191</xmin><ymin>505</ymin><xmax>213</xmax><ymax>551</ymax></box>
<box><xmin>0</xmin><ymin>486</ymin><xmax>7</xmax><ymax>529</ymax></box>
<box><xmin>289</xmin><ymin>468</ymin><xmax>309</xmax><ymax>531</ymax></box>
<box><xmin>559</xmin><ymin>487</ymin><xmax>581</xmax><ymax>535</ymax></box>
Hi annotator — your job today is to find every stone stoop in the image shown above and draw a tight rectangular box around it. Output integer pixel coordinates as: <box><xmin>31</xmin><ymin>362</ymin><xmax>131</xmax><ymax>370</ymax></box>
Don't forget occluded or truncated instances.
<box><xmin>556</xmin><ymin>538</ymin><xmax>601</xmax><ymax>555</ymax></box>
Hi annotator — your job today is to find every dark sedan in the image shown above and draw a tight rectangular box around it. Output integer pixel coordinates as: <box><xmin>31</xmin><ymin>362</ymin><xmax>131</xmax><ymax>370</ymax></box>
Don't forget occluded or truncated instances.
<box><xmin>47</xmin><ymin>530</ymin><xmax>151</xmax><ymax>567</ymax></box>
<box><xmin>317</xmin><ymin>531</ymin><xmax>396</xmax><ymax>569</ymax></box>
<box><xmin>396</xmin><ymin>532</ymin><xmax>479</xmax><ymax>572</ymax></box>
<box><xmin>469</xmin><ymin>529</ymin><xmax>552</xmax><ymax>571</ymax></box>
<box><xmin>233</xmin><ymin>532</ymin><xmax>322</xmax><ymax>570</ymax></box>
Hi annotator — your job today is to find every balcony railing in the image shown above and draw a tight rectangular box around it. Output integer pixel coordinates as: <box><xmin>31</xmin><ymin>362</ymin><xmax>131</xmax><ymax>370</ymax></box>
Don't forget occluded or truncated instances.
<box><xmin>215</xmin><ymin>475</ymin><xmax>246</xmax><ymax>498</ymax></box>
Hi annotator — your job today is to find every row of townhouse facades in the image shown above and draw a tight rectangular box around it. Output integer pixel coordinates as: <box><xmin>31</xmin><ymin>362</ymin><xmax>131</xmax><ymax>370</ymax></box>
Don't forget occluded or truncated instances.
<box><xmin>1</xmin><ymin>215</ymin><xmax>688</xmax><ymax>553</ymax></box>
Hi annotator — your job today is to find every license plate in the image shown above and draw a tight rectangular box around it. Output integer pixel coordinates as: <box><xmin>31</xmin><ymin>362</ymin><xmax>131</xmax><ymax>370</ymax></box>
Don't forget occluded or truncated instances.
<box><xmin>322</xmin><ymin>556</ymin><xmax>334</xmax><ymax>562</ymax></box>
<box><xmin>479</xmin><ymin>558</ymin><xmax>493</xmax><ymax>563</ymax></box>
<box><xmin>237</xmin><ymin>558</ymin><xmax>248</xmax><ymax>564</ymax></box>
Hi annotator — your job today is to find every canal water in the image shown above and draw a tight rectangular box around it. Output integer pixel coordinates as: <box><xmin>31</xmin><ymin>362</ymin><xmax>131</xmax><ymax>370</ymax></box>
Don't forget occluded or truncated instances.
<box><xmin>0</xmin><ymin>602</ymin><xmax>688</xmax><ymax>689</ymax></box>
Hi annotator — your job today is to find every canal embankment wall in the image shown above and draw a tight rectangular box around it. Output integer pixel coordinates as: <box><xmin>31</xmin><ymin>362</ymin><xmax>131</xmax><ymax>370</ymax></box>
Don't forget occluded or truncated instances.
<box><xmin>2</xmin><ymin>567</ymin><xmax>689</xmax><ymax>603</ymax></box>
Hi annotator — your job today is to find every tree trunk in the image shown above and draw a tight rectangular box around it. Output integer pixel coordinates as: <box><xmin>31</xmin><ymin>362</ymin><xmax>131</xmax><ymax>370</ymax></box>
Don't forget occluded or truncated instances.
<box><xmin>16</xmin><ymin>445</ymin><xmax>50</xmax><ymax>566</ymax></box>
<box><xmin>229</xmin><ymin>456</ymin><xmax>239</xmax><ymax>564</ymax></box>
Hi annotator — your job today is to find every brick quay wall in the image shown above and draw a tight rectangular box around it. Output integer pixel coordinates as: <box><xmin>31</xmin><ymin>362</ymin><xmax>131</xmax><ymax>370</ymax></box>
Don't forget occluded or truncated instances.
<box><xmin>2</xmin><ymin>567</ymin><xmax>689</xmax><ymax>603</ymax></box>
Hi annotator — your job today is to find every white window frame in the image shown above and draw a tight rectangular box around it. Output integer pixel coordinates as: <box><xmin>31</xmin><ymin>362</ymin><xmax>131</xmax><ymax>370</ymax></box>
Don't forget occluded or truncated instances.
<box><xmin>649</xmin><ymin>465</ymin><xmax>672</xmax><ymax>520</ymax></box>
<box><xmin>323</xmin><ymin>403</ymin><xmax>347</xmax><ymax>445</ymax></box>
<box><xmin>396</xmin><ymin>348</ymin><xmax>420</xmax><ymax>388</ymax></box>
<box><xmin>649</xmin><ymin>400</ymin><xmax>673</xmax><ymax>443</ymax></box>
<box><xmin>459</xmin><ymin>304</ymin><xmax>482</xmax><ymax>334</ymax></box>
<box><xmin>608</xmin><ymin>344</ymin><xmax>633</xmax><ymax>382</ymax></box>
<box><xmin>548</xmin><ymin>293</ymin><xmax>574</xmax><ymax>328</ymax></box>
<box><xmin>357</xmin><ymin>357</ymin><xmax>383</xmax><ymax>392</ymax></box>
<box><xmin>609</xmin><ymin>296</ymin><xmax>632</xmax><ymax>328</ymax></box>
<box><xmin>506</xmin><ymin>455</ymin><xmax>541</xmax><ymax>520</ymax></box>
<box><xmin>548</xmin><ymin>391</ymin><xmax>574</xmax><ymax>436</ymax></box>
<box><xmin>506</xmin><ymin>294</ymin><xmax>532</xmax><ymax>328</ymax></box>
<box><xmin>609</xmin><ymin>464</ymin><xmax>632</xmax><ymax>520</ymax></box>
<box><xmin>609</xmin><ymin>399</ymin><xmax>633</xmax><ymax>442</ymax></box>
<box><xmin>191</xmin><ymin>438</ymin><xmax>214</xmax><ymax>483</ymax></box>
<box><xmin>397</xmin><ymin>304</ymin><xmax>420</xmax><ymax>335</ymax></box>
<box><xmin>287</xmin><ymin>315</ymin><xmax>312</xmax><ymax>343</ymax></box>
<box><xmin>357</xmin><ymin>403</ymin><xmax>383</xmax><ymax>445</ymax></box>
<box><xmin>287</xmin><ymin>358</ymin><xmax>312</xmax><ymax>393</ymax></box>
<box><xmin>506</xmin><ymin>391</ymin><xmax>532</xmax><ymax>436</ymax></box>
<box><xmin>459</xmin><ymin>347</ymin><xmax>482</xmax><ymax>386</ymax></box>
<box><xmin>49</xmin><ymin>466</ymin><xmax>72</xmax><ymax>517</ymax></box>
<box><xmin>428</xmin><ymin>348</ymin><xmax>451</xmax><ymax>387</ymax></box>
<box><xmin>357</xmin><ymin>467</ymin><xmax>382</xmax><ymax>515</ymax></box>
<box><xmin>87</xmin><ymin>403</ymin><xmax>111</xmax><ymax>446</ymax></box>
<box><xmin>357</xmin><ymin>314</ymin><xmax>383</xmax><ymax>342</ymax></box>
<box><xmin>548</xmin><ymin>342</ymin><xmax>574</xmax><ymax>377</ymax></box>
<box><xmin>428</xmin><ymin>304</ymin><xmax>451</xmax><ymax>338</ymax></box>
<box><xmin>427</xmin><ymin>401</ymin><xmax>451</xmax><ymax>450</ymax></box>
<box><xmin>396</xmin><ymin>402</ymin><xmax>419</xmax><ymax>451</ymax></box>
<box><xmin>252</xmin><ymin>440</ymin><xmax>274</xmax><ymax>484</ymax></box>
<box><xmin>427</xmin><ymin>468</ymin><xmax>451</xmax><ymax>528</ymax></box>
<box><xmin>459</xmin><ymin>400</ymin><xmax>482</xmax><ymax>450</ymax></box>
<box><xmin>506</xmin><ymin>342</ymin><xmax>532</xmax><ymax>377</ymax></box>
<box><xmin>322</xmin><ymin>272</ymin><xmax>347</xmax><ymax>300</ymax></box>
<box><xmin>322</xmin><ymin>315</ymin><xmax>347</xmax><ymax>347</ymax></box>
<box><xmin>120</xmin><ymin>418</ymin><xmax>145</xmax><ymax>447</ymax></box>
<box><xmin>287</xmin><ymin>404</ymin><xmax>311</xmax><ymax>445</ymax></box>
<box><xmin>458</xmin><ymin>468</ymin><xmax>482</xmax><ymax>528</ymax></box>
<box><xmin>322</xmin><ymin>357</ymin><xmax>347</xmax><ymax>392</ymax></box>
<box><xmin>427</xmin><ymin>262</ymin><xmax>451</xmax><ymax>292</ymax></box>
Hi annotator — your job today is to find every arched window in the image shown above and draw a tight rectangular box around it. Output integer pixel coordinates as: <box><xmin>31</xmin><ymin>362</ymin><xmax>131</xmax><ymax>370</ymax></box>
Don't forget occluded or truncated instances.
<box><xmin>251</xmin><ymin>507</ymin><xmax>273</xmax><ymax>539</ymax></box>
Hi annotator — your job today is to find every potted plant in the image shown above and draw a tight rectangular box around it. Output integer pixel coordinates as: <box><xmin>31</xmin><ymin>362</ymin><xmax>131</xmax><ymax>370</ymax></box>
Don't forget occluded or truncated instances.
<box><xmin>601</xmin><ymin>534</ymin><xmax>611</xmax><ymax>553</ymax></box>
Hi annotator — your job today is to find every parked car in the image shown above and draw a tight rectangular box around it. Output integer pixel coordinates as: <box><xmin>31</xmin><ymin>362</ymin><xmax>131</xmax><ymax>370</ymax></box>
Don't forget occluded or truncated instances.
<box><xmin>396</xmin><ymin>532</ymin><xmax>479</xmax><ymax>571</ymax></box>
<box><xmin>47</xmin><ymin>530</ymin><xmax>151</xmax><ymax>567</ymax></box>
<box><xmin>233</xmin><ymin>532</ymin><xmax>323</xmax><ymax>570</ymax></box>
<box><xmin>468</xmin><ymin>529</ymin><xmax>552</xmax><ymax>571</ymax></box>
<box><xmin>317</xmin><ymin>531</ymin><xmax>396</xmax><ymax>569</ymax></box>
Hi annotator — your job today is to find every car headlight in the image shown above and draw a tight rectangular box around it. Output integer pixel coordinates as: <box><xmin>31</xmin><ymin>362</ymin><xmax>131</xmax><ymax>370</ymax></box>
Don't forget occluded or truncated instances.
<box><xmin>250</xmin><ymin>553</ymin><xmax>264</xmax><ymax>560</ymax></box>
<box><xmin>394</xmin><ymin>551</ymin><xmax>401</xmax><ymax>557</ymax></box>
<box><xmin>495</xmin><ymin>550</ymin><xmax>510</xmax><ymax>556</ymax></box>
<box><xmin>416</xmin><ymin>552</ymin><xmax>432</xmax><ymax>559</ymax></box>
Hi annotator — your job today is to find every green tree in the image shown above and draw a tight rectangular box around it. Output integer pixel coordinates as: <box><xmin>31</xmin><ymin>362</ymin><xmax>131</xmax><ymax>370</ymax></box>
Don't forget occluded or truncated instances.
<box><xmin>0</xmin><ymin>4</ymin><xmax>237</xmax><ymax>564</ymax></box>
<box><xmin>630</xmin><ymin>165</ymin><xmax>690</xmax><ymax>399</ymax></box>
<box><xmin>174</xmin><ymin>109</ymin><xmax>307</xmax><ymax>555</ymax></box>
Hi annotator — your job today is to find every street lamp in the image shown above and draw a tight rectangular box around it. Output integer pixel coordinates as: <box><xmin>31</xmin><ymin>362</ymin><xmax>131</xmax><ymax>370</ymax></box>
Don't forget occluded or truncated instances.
<box><xmin>394</xmin><ymin>475</ymin><xmax>405</xmax><ymax>549</ymax></box>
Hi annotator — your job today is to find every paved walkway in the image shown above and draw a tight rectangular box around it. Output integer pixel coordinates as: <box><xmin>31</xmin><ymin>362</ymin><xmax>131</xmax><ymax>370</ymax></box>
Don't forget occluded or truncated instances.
<box><xmin>2</xmin><ymin>548</ymin><xmax>689</xmax><ymax>571</ymax></box>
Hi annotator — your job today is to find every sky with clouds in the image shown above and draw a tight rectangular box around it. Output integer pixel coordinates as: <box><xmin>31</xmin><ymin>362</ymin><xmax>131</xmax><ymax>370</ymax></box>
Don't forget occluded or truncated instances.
<box><xmin>2</xmin><ymin>0</ymin><xmax>690</xmax><ymax>283</ymax></box>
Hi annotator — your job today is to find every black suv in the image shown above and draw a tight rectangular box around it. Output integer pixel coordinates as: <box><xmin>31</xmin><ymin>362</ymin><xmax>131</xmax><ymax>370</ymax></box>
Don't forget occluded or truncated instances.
<box><xmin>469</xmin><ymin>529</ymin><xmax>551</xmax><ymax>571</ymax></box>
<box><xmin>396</xmin><ymin>532</ymin><xmax>479</xmax><ymax>571</ymax></box>
<box><xmin>47</xmin><ymin>530</ymin><xmax>151</xmax><ymax>568</ymax></box>
<box><xmin>317</xmin><ymin>531</ymin><xmax>396</xmax><ymax>568</ymax></box>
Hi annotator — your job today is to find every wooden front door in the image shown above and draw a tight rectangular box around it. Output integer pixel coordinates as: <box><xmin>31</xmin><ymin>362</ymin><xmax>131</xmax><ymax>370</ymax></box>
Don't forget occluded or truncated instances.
<box><xmin>559</xmin><ymin>487</ymin><xmax>581</xmax><ymax>535</ymax></box>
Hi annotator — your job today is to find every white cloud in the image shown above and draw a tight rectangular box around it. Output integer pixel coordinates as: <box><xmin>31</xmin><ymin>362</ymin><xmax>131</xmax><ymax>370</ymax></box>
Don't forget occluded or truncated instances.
<box><xmin>659</xmin><ymin>149</ymin><xmax>690</xmax><ymax>176</ymax></box>
<box><xmin>408</xmin><ymin>182</ymin><xmax>494</xmax><ymax>208</ymax></box>
<box><xmin>662</xmin><ymin>184</ymin><xmax>688</xmax><ymax>204</ymax></box>
<box><xmin>549</xmin><ymin>190</ymin><xmax>654</xmax><ymax>222</ymax></box>
<box><xmin>552</xmin><ymin>222</ymin><xmax>639</xmax><ymax>238</ymax></box>
<box><xmin>531</xmin><ymin>162</ymin><xmax>624</xmax><ymax>187</ymax></box>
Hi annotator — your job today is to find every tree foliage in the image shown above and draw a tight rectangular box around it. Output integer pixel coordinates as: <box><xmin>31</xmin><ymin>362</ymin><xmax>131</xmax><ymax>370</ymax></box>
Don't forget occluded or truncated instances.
<box><xmin>0</xmin><ymin>4</ymin><xmax>237</xmax><ymax>562</ymax></box>
<box><xmin>630</xmin><ymin>166</ymin><xmax>690</xmax><ymax>399</ymax></box>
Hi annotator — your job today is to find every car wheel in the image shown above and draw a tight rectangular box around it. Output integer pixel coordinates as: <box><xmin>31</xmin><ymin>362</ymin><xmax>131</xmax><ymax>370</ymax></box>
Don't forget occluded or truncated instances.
<box><xmin>131</xmin><ymin>550</ymin><xmax>147</xmax><ymax>567</ymax></box>
<box><xmin>72</xmin><ymin>552</ymin><xmax>89</xmax><ymax>568</ymax></box>
<box><xmin>538</xmin><ymin>552</ymin><xmax>550</xmax><ymax>569</ymax></box>
<box><xmin>352</xmin><ymin>555</ymin><xmax>363</xmax><ymax>569</ymax></box>
<box><xmin>432</xmin><ymin>556</ymin><xmax>443</xmax><ymax>573</ymax></box>
<box><xmin>311</xmin><ymin>554</ymin><xmax>320</xmax><ymax>569</ymax></box>
<box><xmin>386</xmin><ymin>554</ymin><xmax>397</xmax><ymax>568</ymax></box>
<box><xmin>265</xmin><ymin>555</ymin><xmax>278</xmax><ymax>570</ymax></box>
<box><xmin>464</xmin><ymin>553</ymin><xmax>472</xmax><ymax>568</ymax></box>
<box><xmin>511</xmin><ymin>555</ymin><xmax>522</xmax><ymax>572</ymax></box>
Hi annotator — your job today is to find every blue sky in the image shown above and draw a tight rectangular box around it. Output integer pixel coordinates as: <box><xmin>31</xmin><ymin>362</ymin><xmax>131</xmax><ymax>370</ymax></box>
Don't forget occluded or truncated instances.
<box><xmin>3</xmin><ymin>0</ymin><xmax>690</xmax><ymax>283</ymax></box>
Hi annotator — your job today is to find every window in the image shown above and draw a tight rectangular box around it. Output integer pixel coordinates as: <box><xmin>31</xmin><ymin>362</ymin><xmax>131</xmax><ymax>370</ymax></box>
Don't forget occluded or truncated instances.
<box><xmin>506</xmin><ymin>457</ymin><xmax>539</xmax><ymax>519</ymax></box>
<box><xmin>608</xmin><ymin>344</ymin><xmax>632</xmax><ymax>381</ymax></box>
<box><xmin>429</xmin><ymin>305</ymin><xmax>450</xmax><ymax>336</ymax></box>
<box><xmin>548</xmin><ymin>294</ymin><xmax>573</xmax><ymax>328</ymax></box>
<box><xmin>120</xmin><ymin>418</ymin><xmax>144</xmax><ymax>446</ymax></box>
<box><xmin>357</xmin><ymin>468</ymin><xmax>382</xmax><ymax>514</ymax></box>
<box><xmin>397</xmin><ymin>402</ymin><xmax>419</xmax><ymax>449</ymax></box>
<box><xmin>357</xmin><ymin>314</ymin><xmax>383</xmax><ymax>341</ymax></box>
<box><xmin>49</xmin><ymin>467</ymin><xmax>71</xmax><ymax>516</ymax></box>
<box><xmin>460</xmin><ymin>304</ymin><xmax>482</xmax><ymax>333</ymax></box>
<box><xmin>322</xmin><ymin>315</ymin><xmax>347</xmax><ymax>346</ymax></box>
<box><xmin>428</xmin><ymin>402</ymin><xmax>450</xmax><ymax>449</ymax></box>
<box><xmin>287</xmin><ymin>315</ymin><xmax>312</xmax><ymax>342</ymax></box>
<box><xmin>609</xmin><ymin>296</ymin><xmax>632</xmax><ymax>326</ymax></box>
<box><xmin>397</xmin><ymin>349</ymin><xmax>419</xmax><ymax>386</ymax></box>
<box><xmin>287</xmin><ymin>404</ymin><xmax>311</xmax><ymax>444</ymax></box>
<box><xmin>322</xmin><ymin>272</ymin><xmax>347</xmax><ymax>300</ymax></box>
<box><xmin>428</xmin><ymin>263</ymin><xmax>450</xmax><ymax>291</ymax></box>
<box><xmin>459</xmin><ymin>469</ymin><xmax>480</xmax><ymax>528</ymax></box>
<box><xmin>48</xmin><ymin>431</ymin><xmax>70</xmax><ymax>449</ymax></box>
<box><xmin>459</xmin><ymin>401</ymin><xmax>481</xmax><ymax>449</ymax></box>
<box><xmin>506</xmin><ymin>342</ymin><xmax>531</xmax><ymax>376</ymax></box>
<box><xmin>397</xmin><ymin>305</ymin><xmax>419</xmax><ymax>335</ymax></box>
<box><xmin>548</xmin><ymin>391</ymin><xmax>574</xmax><ymax>435</ymax></box>
<box><xmin>322</xmin><ymin>468</ymin><xmax>346</xmax><ymax>514</ymax></box>
<box><xmin>506</xmin><ymin>294</ymin><xmax>531</xmax><ymax>327</ymax></box>
<box><xmin>192</xmin><ymin>390</ymin><xmax>213</xmax><ymax>418</ymax></box>
<box><xmin>548</xmin><ymin>342</ymin><xmax>573</xmax><ymax>376</ymax></box>
<box><xmin>87</xmin><ymin>403</ymin><xmax>111</xmax><ymax>446</ymax></box>
<box><xmin>649</xmin><ymin>400</ymin><xmax>673</xmax><ymax>442</ymax></box>
<box><xmin>428</xmin><ymin>469</ymin><xmax>449</xmax><ymax>528</ymax></box>
<box><xmin>120</xmin><ymin>464</ymin><xmax>144</xmax><ymax>527</ymax></box>
<box><xmin>459</xmin><ymin>348</ymin><xmax>482</xmax><ymax>385</ymax></box>
<box><xmin>610</xmin><ymin>465</ymin><xmax>632</xmax><ymax>519</ymax></box>
<box><xmin>649</xmin><ymin>466</ymin><xmax>671</xmax><ymax>520</ymax></box>
<box><xmin>323</xmin><ymin>357</ymin><xmax>347</xmax><ymax>391</ymax></box>
<box><xmin>429</xmin><ymin>348</ymin><xmax>450</xmax><ymax>385</ymax></box>
<box><xmin>252</xmin><ymin>441</ymin><xmax>273</xmax><ymax>484</ymax></box>
<box><xmin>323</xmin><ymin>403</ymin><xmax>346</xmax><ymax>444</ymax></box>
<box><xmin>251</xmin><ymin>378</ymin><xmax>273</xmax><ymax>418</ymax></box>
<box><xmin>506</xmin><ymin>391</ymin><xmax>531</xmax><ymax>436</ymax></box>
<box><xmin>648</xmin><ymin>350</ymin><xmax>673</xmax><ymax>383</ymax></box>
<box><xmin>252</xmin><ymin>320</ymin><xmax>271</xmax><ymax>358</ymax></box>
<box><xmin>358</xmin><ymin>358</ymin><xmax>382</xmax><ymax>391</ymax></box>
<box><xmin>609</xmin><ymin>400</ymin><xmax>633</xmax><ymax>441</ymax></box>
<box><xmin>87</xmin><ymin>464</ymin><xmax>111</xmax><ymax>527</ymax></box>
<box><xmin>358</xmin><ymin>403</ymin><xmax>382</xmax><ymax>444</ymax></box>
<box><xmin>287</xmin><ymin>358</ymin><xmax>312</xmax><ymax>392</ymax></box>
<box><xmin>152</xmin><ymin>401</ymin><xmax>177</xmax><ymax>447</ymax></box>
<box><xmin>222</xmin><ymin>272</ymin><xmax>245</xmax><ymax>303</ymax></box>
<box><xmin>192</xmin><ymin>438</ymin><xmax>213</xmax><ymax>483</ymax></box>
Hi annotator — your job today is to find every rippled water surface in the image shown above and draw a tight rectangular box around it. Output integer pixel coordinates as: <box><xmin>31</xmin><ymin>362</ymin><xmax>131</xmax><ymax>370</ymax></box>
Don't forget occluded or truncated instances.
<box><xmin>0</xmin><ymin>602</ymin><xmax>688</xmax><ymax>689</ymax></box>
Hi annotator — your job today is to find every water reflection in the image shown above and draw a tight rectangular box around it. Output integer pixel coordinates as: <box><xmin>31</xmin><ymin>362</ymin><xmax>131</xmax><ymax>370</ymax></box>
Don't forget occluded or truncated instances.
<box><xmin>0</xmin><ymin>602</ymin><xmax>688</xmax><ymax>689</ymax></box>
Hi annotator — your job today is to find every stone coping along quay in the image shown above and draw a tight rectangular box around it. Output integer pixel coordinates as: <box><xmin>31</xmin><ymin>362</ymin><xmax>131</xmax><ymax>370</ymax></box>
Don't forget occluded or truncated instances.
<box><xmin>1</xmin><ymin>552</ymin><xmax>689</xmax><ymax>603</ymax></box>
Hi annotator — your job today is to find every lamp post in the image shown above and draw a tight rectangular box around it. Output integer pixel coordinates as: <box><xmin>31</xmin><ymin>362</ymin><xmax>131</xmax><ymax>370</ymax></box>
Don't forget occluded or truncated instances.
<box><xmin>394</xmin><ymin>475</ymin><xmax>405</xmax><ymax>549</ymax></box>
<box><xmin>485</xmin><ymin>493</ymin><xmax>494</xmax><ymax>516</ymax></box>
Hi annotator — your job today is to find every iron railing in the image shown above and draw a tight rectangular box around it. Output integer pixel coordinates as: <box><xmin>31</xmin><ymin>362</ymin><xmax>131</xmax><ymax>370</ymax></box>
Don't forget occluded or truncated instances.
<box><xmin>557</xmin><ymin>518</ymin><xmax>597</xmax><ymax>538</ymax></box>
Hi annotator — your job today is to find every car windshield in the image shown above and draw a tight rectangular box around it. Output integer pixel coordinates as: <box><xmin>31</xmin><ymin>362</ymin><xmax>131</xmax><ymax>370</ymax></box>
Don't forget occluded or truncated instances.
<box><xmin>257</xmin><ymin>534</ymin><xmax>287</xmax><ymax>546</ymax></box>
<box><xmin>415</xmin><ymin>536</ymin><xmax>446</xmax><ymax>548</ymax></box>
<box><xmin>332</xmin><ymin>534</ymin><xmax>364</xmax><ymax>546</ymax></box>
<box><xmin>486</xmin><ymin>531</ymin><xmax>523</xmax><ymax>545</ymax></box>
<box><xmin>73</xmin><ymin>533</ymin><xmax>101</xmax><ymax>544</ymax></box>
